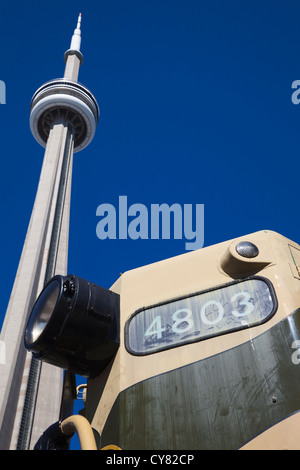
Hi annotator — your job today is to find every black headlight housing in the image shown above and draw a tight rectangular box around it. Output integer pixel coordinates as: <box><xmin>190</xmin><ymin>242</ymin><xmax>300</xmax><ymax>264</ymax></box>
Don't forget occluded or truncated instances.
<box><xmin>24</xmin><ymin>275</ymin><xmax>120</xmax><ymax>378</ymax></box>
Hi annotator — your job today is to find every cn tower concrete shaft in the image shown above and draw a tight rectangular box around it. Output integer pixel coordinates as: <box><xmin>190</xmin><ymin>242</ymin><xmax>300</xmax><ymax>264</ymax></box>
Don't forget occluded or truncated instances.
<box><xmin>0</xmin><ymin>14</ymin><xmax>98</xmax><ymax>449</ymax></box>
<box><xmin>0</xmin><ymin>116</ymin><xmax>74</xmax><ymax>451</ymax></box>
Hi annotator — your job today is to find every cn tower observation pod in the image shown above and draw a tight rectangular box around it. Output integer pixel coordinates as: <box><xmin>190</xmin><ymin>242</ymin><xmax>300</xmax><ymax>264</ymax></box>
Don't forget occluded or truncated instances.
<box><xmin>30</xmin><ymin>78</ymin><xmax>99</xmax><ymax>153</ymax></box>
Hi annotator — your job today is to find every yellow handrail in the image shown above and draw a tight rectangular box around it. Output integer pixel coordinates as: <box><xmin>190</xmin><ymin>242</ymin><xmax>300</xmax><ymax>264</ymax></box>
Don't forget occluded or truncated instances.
<box><xmin>60</xmin><ymin>415</ymin><xmax>97</xmax><ymax>450</ymax></box>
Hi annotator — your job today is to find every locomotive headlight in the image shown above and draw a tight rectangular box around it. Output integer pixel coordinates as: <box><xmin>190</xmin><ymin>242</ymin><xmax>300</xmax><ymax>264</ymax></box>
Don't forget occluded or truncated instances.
<box><xmin>26</xmin><ymin>279</ymin><xmax>60</xmax><ymax>345</ymax></box>
<box><xmin>24</xmin><ymin>275</ymin><xmax>120</xmax><ymax>378</ymax></box>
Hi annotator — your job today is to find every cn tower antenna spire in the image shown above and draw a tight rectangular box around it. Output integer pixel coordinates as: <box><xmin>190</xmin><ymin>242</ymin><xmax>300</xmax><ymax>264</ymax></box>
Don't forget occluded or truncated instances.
<box><xmin>64</xmin><ymin>13</ymin><xmax>84</xmax><ymax>80</ymax></box>
<box><xmin>77</xmin><ymin>12</ymin><xmax>82</xmax><ymax>28</ymax></box>
<box><xmin>70</xmin><ymin>13</ymin><xmax>82</xmax><ymax>51</ymax></box>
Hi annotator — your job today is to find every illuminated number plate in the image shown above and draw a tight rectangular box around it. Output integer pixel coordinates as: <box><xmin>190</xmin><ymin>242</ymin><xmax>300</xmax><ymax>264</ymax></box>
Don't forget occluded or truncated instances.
<box><xmin>126</xmin><ymin>277</ymin><xmax>277</xmax><ymax>355</ymax></box>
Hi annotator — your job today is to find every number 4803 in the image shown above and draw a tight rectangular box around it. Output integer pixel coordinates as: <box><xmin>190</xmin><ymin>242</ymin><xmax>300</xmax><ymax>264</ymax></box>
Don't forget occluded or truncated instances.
<box><xmin>144</xmin><ymin>291</ymin><xmax>254</xmax><ymax>340</ymax></box>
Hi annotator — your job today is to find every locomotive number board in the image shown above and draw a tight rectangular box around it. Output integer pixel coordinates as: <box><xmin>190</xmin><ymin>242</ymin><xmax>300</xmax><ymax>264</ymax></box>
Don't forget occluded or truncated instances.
<box><xmin>126</xmin><ymin>277</ymin><xmax>277</xmax><ymax>355</ymax></box>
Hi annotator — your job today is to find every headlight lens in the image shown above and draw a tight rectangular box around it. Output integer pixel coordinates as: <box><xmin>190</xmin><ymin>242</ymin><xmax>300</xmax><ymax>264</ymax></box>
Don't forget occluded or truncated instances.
<box><xmin>25</xmin><ymin>279</ymin><xmax>60</xmax><ymax>345</ymax></box>
<box><xmin>24</xmin><ymin>275</ymin><xmax>120</xmax><ymax>378</ymax></box>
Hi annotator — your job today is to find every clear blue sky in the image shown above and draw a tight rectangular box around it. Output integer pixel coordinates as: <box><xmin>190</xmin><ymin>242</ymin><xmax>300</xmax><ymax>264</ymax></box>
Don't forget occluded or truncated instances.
<box><xmin>1</xmin><ymin>0</ymin><xmax>300</xmax><ymax>448</ymax></box>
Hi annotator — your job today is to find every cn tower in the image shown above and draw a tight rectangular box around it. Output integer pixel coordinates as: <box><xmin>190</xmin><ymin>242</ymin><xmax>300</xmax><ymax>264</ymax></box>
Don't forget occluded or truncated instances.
<box><xmin>0</xmin><ymin>14</ymin><xmax>99</xmax><ymax>449</ymax></box>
